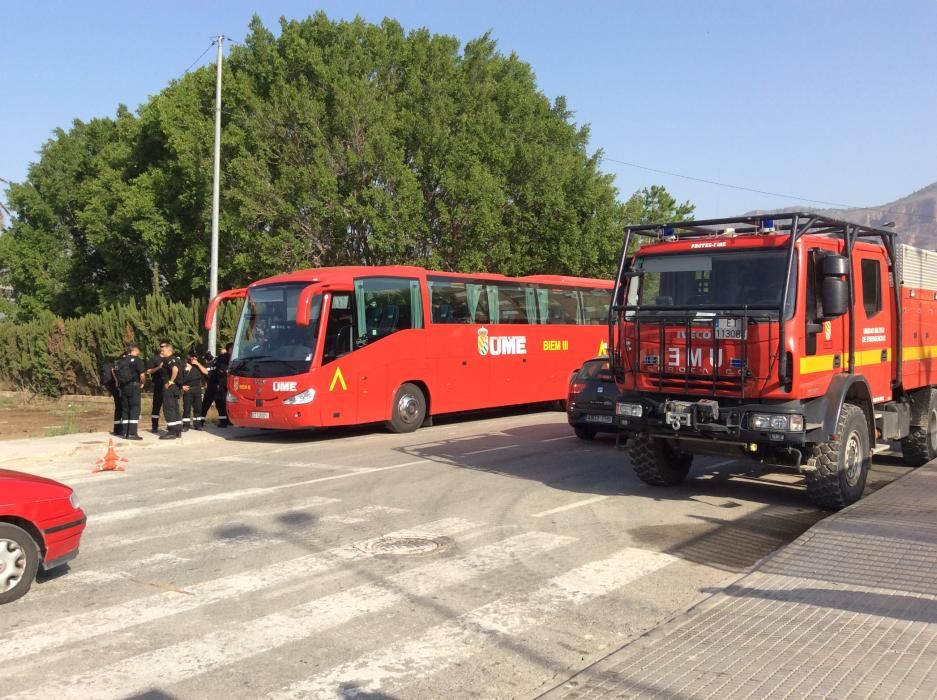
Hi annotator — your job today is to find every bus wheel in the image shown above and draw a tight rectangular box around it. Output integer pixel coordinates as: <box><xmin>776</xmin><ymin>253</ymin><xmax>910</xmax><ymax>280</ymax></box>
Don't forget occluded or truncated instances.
<box><xmin>386</xmin><ymin>383</ymin><xmax>426</xmax><ymax>434</ymax></box>
<box><xmin>804</xmin><ymin>403</ymin><xmax>870</xmax><ymax>510</ymax></box>
<box><xmin>629</xmin><ymin>434</ymin><xmax>692</xmax><ymax>486</ymax></box>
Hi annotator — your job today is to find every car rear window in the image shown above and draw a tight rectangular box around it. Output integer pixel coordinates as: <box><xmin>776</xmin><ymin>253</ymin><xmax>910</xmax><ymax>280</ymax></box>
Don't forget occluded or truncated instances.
<box><xmin>577</xmin><ymin>360</ymin><xmax>610</xmax><ymax>380</ymax></box>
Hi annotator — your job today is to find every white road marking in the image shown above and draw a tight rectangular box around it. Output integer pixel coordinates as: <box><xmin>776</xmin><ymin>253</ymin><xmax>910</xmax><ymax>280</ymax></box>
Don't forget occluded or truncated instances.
<box><xmin>531</xmin><ymin>495</ymin><xmax>609</xmax><ymax>518</ymax></box>
<box><xmin>89</xmin><ymin>496</ymin><xmax>340</xmax><ymax>551</ymax></box>
<box><xmin>271</xmin><ymin>547</ymin><xmax>678</xmax><ymax>699</ymax></box>
<box><xmin>542</xmin><ymin>435</ymin><xmax>574</xmax><ymax>442</ymax></box>
<box><xmin>320</xmin><ymin>506</ymin><xmax>408</xmax><ymax>524</ymax></box>
<box><xmin>91</xmin><ymin>460</ymin><xmax>427</xmax><ymax>524</ymax></box>
<box><xmin>7</xmin><ymin>531</ymin><xmax>574</xmax><ymax>700</ymax></box>
<box><xmin>464</xmin><ymin>444</ymin><xmax>520</xmax><ymax>455</ymax></box>
<box><xmin>0</xmin><ymin>517</ymin><xmax>478</xmax><ymax>664</ymax></box>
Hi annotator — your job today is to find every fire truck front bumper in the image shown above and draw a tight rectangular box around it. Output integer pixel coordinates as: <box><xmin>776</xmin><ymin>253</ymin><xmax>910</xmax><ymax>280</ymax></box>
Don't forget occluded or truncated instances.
<box><xmin>613</xmin><ymin>394</ymin><xmax>809</xmax><ymax>448</ymax></box>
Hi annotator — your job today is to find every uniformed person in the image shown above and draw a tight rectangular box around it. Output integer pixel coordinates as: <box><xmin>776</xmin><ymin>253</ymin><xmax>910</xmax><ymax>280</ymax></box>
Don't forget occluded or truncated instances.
<box><xmin>181</xmin><ymin>349</ymin><xmax>208</xmax><ymax>431</ymax></box>
<box><xmin>114</xmin><ymin>343</ymin><xmax>146</xmax><ymax>440</ymax></box>
<box><xmin>145</xmin><ymin>343</ymin><xmax>168</xmax><ymax>434</ymax></box>
<box><xmin>158</xmin><ymin>341</ymin><xmax>185</xmax><ymax>440</ymax></box>
<box><xmin>213</xmin><ymin>342</ymin><xmax>233</xmax><ymax>428</ymax></box>
<box><xmin>199</xmin><ymin>350</ymin><xmax>216</xmax><ymax>429</ymax></box>
<box><xmin>102</xmin><ymin>352</ymin><xmax>123</xmax><ymax>436</ymax></box>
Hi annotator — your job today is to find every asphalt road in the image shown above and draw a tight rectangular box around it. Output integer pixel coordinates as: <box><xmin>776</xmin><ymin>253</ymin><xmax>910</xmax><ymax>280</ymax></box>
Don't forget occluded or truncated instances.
<box><xmin>0</xmin><ymin>409</ymin><xmax>914</xmax><ymax>699</ymax></box>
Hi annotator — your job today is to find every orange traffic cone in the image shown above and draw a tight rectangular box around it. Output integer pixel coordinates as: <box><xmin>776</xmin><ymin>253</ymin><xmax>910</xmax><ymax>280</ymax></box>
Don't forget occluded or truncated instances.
<box><xmin>93</xmin><ymin>438</ymin><xmax>128</xmax><ymax>473</ymax></box>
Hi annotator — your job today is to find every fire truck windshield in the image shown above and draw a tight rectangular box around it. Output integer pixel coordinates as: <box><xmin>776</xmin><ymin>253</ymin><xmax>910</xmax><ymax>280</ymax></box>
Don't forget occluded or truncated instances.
<box><xmin>231</xmin><ymin>283</ymin><xmax>322</xmax><ymax>377</ymax></box>
<box><xmin>627</xmin><ymin>249</ymin><xmax>795</xmax><ymax>316</ymax></box>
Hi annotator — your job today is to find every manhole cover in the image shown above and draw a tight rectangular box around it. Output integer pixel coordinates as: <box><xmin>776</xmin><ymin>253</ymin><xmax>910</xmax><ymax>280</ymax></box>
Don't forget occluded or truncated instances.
<box><xmin>356</xmin><ymin>535</ymin><xmax>452</xmax><ymax>556</ymax></box>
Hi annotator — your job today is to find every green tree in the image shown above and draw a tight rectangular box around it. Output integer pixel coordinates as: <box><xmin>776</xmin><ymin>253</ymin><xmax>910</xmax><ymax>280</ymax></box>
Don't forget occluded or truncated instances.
<box><xmin>0</xmin><ymin>13</ymin><xmax>693</xmax><ymax>322</ymax></box>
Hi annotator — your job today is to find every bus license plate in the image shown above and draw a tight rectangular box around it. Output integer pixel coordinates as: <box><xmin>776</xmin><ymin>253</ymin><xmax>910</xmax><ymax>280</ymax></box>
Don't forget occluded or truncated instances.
<box><xmin>584</xmin><ymin>415</ymin><xmax>613</xmax><ymax>424</ymax></box>
<box><xmin>250</xmin><ymin>411</ymin><xmax>270</xmax><ymax>420</ymax></box>
<box><xmin>715</xmin><ymin>318</ymin><xmax>746</xmax><ymax>340</ymax></box>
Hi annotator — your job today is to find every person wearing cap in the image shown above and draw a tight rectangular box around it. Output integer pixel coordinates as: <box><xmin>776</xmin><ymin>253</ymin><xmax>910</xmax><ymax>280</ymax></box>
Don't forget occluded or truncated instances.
<box><xmin>181</xmin><ymin>349</ymin><xmax>208</xmax><ymax>431</ymax></box>
<box><xmin>158</xmin><ymin>341</ymin><xmax>185</xmax><ymax>440</ymax></box>
<box><xmin>115</xmin><ymin>343</ymin><xmax>146</xmax><ymax>440</ymax></box>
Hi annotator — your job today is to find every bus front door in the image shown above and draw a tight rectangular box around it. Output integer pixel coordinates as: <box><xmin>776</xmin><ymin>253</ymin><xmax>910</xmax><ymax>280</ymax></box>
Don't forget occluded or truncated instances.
<box><xmin>319</xmin><ymin>292</ymin><xmax>358</xmax><ymax>426</ymax></box>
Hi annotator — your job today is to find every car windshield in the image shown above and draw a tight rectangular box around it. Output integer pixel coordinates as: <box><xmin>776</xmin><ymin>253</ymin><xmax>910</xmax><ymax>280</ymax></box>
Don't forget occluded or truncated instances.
<box><xmin>231</xmin><ymin>283</ymin><xmax>322</xmax><ymax>378</ymax></box>
<box><xmin>626</xmin><ymin>249</ymin><xmax>795</xmax><ymax>316</ymax></box>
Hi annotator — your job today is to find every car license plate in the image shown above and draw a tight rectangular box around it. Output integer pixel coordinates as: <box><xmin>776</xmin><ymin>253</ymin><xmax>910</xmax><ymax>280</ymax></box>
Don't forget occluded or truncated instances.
<box><xmin>584</xmin><ymin>414</ymin><xmax>613</xmax><ymax>424</ymax></box>
<box><xmin>715</xmin><ymin>318</ymin><xmax>746</xmax><ymax>340</ymax></box>
<box><xmin>250</xmin><ymin>411</ymin><xmax>270</xmax><ymax>420</ymax></box>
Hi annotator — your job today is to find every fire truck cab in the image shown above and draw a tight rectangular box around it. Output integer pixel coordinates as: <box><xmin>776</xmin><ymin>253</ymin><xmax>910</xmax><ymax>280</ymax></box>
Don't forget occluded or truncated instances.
<box><xmin>610</xmin><ymin>213</ymin><xmax>937</xmax><ymax>509</ymax></box>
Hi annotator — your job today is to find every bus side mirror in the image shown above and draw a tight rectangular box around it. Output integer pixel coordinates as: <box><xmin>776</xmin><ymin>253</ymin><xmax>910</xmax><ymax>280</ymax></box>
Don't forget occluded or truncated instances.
<box><xmin>821</xmin><ymin>277</ymin><xmax>848</xmax><ymax>318</ymax></box>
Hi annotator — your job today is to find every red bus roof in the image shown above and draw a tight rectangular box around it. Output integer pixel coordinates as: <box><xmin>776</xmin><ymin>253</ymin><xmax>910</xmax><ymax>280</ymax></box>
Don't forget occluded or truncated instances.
<box><xmin>249</xmin><ymin>266</ymin><xmax>612</xmax><ymax>290</ymax></box>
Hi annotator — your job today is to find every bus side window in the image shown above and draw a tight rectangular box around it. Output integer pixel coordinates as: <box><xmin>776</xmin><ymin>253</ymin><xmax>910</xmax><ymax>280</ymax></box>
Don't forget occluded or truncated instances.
<box><xmin>354</xmin><ymin>277</ymin><xmax>423</xmax><ymax>342</ymax></box>
<box><xmin>580</xmin><ymin>289</ymin><xmax>612</xmax><ymax>324</ymax></box>
<box><xmin>493</xmin><ymin>283</ymin><xmax>532</xmax><ymax>324</ymax></box>
<box><xmin>429</xmin><ymin>280</ymin><xmax>471</xmax><ymax>323</ymax></box>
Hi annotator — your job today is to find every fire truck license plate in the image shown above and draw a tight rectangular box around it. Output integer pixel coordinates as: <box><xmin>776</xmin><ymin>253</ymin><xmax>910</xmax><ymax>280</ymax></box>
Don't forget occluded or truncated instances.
<box><xmin>250</xmin><ymin>411</ymin><xmax>270</xmax><ymax>419</ymax></box>
<box><xmin>715</xmin><ymin>318</ymin><xmax>746</xmax><ymax>340</ymax></box>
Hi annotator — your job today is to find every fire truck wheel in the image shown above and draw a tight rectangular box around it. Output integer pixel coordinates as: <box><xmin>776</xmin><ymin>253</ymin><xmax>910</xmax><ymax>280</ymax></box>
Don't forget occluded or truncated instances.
<box><xmin>0</xmin><ymin>523</ymin><xmax>40</xmax><ymax>605</ymax></box>
<box><xmin>629</xmin><ymin>434</ymin><xmax>692</xmax><ymax>486</ymax></box>
<box><xmin>804</xmin><ymin>403</ymin><xmax>870</xmax><ymax>510</ymax></box>
<box><xmin>574</xmin><ymin>426</ymin><xmax>597</xmax><ymax>441</ymax></box>
<box><xmin>386</xmin><ymin>383</ymin><xmax>426</xmax><ymax>434</ymax></box>
<box><xmin>900</xmin><ymin>391</ymin><xmax>937</xmax><ymax>466</ymax></box>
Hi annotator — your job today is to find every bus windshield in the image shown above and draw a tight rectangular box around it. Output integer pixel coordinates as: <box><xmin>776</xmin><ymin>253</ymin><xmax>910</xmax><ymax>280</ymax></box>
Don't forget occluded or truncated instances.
<box><xmin>231</xmin><ymin>283</ymin><xmax>322</xmax><ymax>377</ymax></box>
<box><xmin>627</xmin><ymin>249</ymin><xmax>795</xmax><ymax>317</ymax></box>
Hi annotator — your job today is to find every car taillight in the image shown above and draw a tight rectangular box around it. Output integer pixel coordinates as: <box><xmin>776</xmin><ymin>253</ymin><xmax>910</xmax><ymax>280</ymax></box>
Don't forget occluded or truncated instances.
<box><xmin>569</xmin><ymin>382</ymin><xmax>587</xmax><ymax>395</ymax></box>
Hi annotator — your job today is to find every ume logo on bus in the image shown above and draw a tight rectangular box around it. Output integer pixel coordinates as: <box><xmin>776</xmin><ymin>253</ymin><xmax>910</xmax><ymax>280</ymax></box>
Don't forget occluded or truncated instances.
<box><xmin>477</xmin><ymin>327</ymin><xmax>527</xmax><ymax>356</ymax></box>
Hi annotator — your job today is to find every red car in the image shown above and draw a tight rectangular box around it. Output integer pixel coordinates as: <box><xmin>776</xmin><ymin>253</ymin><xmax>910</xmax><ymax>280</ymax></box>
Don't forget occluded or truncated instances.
<box><xmin>0</xmin><ymin>469</ymin><xmax>86</xmax><ymax>604</ymax></box>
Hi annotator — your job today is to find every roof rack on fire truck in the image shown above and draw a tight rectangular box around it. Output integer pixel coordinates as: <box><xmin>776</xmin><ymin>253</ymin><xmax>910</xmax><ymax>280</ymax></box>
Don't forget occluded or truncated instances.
<box><xmin>623</xmin><ymin>212</ymin><xmax>897</xmax><ymax>242</ymax></box>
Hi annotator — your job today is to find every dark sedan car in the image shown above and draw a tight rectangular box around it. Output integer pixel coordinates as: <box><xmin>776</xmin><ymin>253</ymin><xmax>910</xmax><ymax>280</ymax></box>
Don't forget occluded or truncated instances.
<box><xmin>567</xmin><ymin>357</ymin><xmax>620</xmax><ymax>440</ymax></box>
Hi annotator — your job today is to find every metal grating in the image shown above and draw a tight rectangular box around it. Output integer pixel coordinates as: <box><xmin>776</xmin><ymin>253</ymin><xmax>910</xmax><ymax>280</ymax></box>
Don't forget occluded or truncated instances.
<box><xmin>897</xmin><ymin>243</ymin><xmax>937</xmax><ymax>292</ymax></box>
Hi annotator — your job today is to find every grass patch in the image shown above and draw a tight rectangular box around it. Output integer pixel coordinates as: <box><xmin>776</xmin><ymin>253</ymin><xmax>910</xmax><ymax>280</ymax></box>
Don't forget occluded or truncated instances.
<box><xmin>45</xmin><ymin>415</ymin><xmax>79</xmax><ymax>437</ymax></box>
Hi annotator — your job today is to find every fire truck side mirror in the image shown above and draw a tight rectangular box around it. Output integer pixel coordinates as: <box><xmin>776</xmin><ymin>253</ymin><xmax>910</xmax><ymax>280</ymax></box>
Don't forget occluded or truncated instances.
<box><xmin>821</xmin><ymin>277</ymin><xmax>848</xmax><ymax>318</ymax></box>
<box><xmin>819</xmin><ymin>254</ymin><xmax>849</xmax><ymax>318</ymax></box>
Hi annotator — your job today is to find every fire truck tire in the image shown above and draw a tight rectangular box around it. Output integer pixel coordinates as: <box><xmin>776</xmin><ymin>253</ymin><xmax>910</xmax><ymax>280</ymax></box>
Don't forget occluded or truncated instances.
<box><xmin>804</xmin><ymin>403</ymin><xmax>869</xmax><ymax>510</ymax></box>
<box><xmin>386</xmin><ymin>383</ymin><xmax>426</xmax><ymax>434</ymax></box>
<box><xmin>900</xmin><ymin>391</ymin><xmax>937</xmax><ymax>466</ymax></box>
<box><xmin>0</xmin><ymin>523</ymin><xmax>40</xmax><ymax>605</ymax></box>
<box><xmin>574</xmin><ymin>426</ymin><xmax>597</xmax><ymax>441</ymax></box>
<box><xmin>629</xmin><ymin>434</ymin><xmax>692</xmax><ymax>486</ymax></box>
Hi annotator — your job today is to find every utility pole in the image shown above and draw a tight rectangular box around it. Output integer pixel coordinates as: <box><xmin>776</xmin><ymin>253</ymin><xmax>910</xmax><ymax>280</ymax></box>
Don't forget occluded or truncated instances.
<box><xmin>208</xmin><ymin>35</ymin><xmax>224</xmax><ymax>354</ymax></box>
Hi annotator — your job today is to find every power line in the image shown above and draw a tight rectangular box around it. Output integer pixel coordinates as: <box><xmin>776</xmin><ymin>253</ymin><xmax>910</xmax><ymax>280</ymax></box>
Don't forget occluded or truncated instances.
<box><xmin>181</xmin><ymin>40</ymin><xmax>217</xmax><ymax>76</ymax></box>
<box><xmin>602</xmin><ymin>156</ymin><xmax>937</xmax><ymax>225</ymax></box>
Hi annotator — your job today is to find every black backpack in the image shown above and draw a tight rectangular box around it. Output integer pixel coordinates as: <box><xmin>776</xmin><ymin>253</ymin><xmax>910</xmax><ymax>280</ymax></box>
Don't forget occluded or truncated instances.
<box><xmin>100</xmin><ymin>361</ymin><xmax>116</xmax><ymax>387</ymax></box>
<box><xmin>115</xmin><ymin>356</ymin><xmax>137</xmax><ymax>384</ymax></box>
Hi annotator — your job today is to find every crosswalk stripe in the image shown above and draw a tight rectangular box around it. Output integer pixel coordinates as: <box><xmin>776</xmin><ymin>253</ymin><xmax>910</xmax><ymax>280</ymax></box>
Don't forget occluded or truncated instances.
<box><xmin>0</xmin><ymin>517</ymin><xmax>478</xmax><ymax>665</ymax></box>
<box><xmin>91</xmin><ymin>460</ymin><xmax>427</xmax><ymax>524</ymax></box>
<box><xmin>6</xmin><ymin>530</ymin><xmax>573</xmax><ymax>700</ymax></box>
<box><xmin>32</xmin><ymin>504</ymin><xmax>409</xmax><ymax>600</ymax></box>
<box><xmin>271</xmin><ymin>547</ymin><xmax>678</xmax><ymax>699</ymax></box>
<box><xmin>89</xmin><ymin>496</ymin><xmax>340</xmax><ymax>551</ymax></box>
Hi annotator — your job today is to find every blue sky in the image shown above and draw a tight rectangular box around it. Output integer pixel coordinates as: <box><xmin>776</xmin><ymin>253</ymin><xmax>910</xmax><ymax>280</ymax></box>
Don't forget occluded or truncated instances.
<box><xmin>2</xmin><ymin>1</ymin><xmax>935</xmax><ymax>218</ymax></box>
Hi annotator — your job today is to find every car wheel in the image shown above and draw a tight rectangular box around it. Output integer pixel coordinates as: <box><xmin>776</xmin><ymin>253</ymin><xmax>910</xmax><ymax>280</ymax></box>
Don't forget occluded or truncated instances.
<box><xmin>574</xmin><ymin>426</ymin><xmax>597</xmax><ymax>441</ymax></box>
<box><xmin>386</xmin><ymin>383</ymin><xmax>427</xmax><ymax>434</ymax></box>
<box><xmin>0</xmin><ymin>523</ymin><xmax>40</xmax><ymax>605</ymax></box>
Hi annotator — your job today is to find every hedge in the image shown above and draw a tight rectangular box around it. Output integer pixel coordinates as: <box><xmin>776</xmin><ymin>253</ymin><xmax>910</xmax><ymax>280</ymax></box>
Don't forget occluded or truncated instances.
<box><xmin>0</xmin><ymin>294</ymin><xmax>242</xmax><ymax>397</ymax></box>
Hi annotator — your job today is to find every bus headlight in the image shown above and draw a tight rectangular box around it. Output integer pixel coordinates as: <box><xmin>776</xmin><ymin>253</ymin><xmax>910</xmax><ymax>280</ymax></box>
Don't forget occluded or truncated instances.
<box><xmin>226</xmin><ymin>391</ymin><xmax>239</xmax><ymax>403</ymax></box>
<box><xmin>283</xmin><ymin>388</ymin><xmax>316</xmax><ymax>405</ymax></box>
<box><xmin>750</xmin><ymin>413</ymin><xmax>804</xmax><ymax>432</ymax></box>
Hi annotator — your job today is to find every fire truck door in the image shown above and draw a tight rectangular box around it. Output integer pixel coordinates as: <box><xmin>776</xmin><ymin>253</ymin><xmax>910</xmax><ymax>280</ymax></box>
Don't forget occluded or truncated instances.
<box><xmin>802</xmin><ymin>248</ymin><xmax>846</xmax><ymax>397</ymax></box>
<box><xmin>853</xmin><ymin>252</ymin><xmax>892</xmax><ymax>402</ymax></box>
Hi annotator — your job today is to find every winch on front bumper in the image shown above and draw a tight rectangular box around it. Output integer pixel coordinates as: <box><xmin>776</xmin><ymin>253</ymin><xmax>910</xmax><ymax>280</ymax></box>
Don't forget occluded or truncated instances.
<box><xmin>613</xmin><ymin>393</ymin><xmax>808</xmax><ymax>447</ymax></box>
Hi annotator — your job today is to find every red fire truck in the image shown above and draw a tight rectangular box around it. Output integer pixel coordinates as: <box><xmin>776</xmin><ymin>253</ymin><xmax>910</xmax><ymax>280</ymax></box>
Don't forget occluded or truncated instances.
<box><xmin>609</xmin><ymin>213</ymin><xmax>937</xmax><ymax>509</ymax></box>
<box><xmin>205</xmin><ymin>266</ymin><xmax>611</xmax><ymax>433</ymax></box>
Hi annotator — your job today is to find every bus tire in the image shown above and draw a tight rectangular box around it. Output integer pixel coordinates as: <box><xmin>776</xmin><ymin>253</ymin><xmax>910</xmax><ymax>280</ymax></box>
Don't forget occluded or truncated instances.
<box><xmin>0</xmin><ymin>523</ymin><xmax>40</xmax><ymax>605</ymax></box>
<box><xmin>629</xmin><ymin>434</ymin><xmax>692</xmax><ymax>486</ymax></box>
<box><xmin>901</xmin><ymin>389</ymin><xmax>937</xmax><ymax>466</ymax></box>
<box><xmin>386</xmin><ymin>383</ymin><xmax>426</xmax><ymax>434</ymax></box>
<box><xmin>804</xmin><ymin>403</ymin><xmax>870</xmax><ymax>510</ymax></box>
<box><xmin>574</xmin><ymin>426</ymin><xmax>596</xmax><ymax>441</ymax></box>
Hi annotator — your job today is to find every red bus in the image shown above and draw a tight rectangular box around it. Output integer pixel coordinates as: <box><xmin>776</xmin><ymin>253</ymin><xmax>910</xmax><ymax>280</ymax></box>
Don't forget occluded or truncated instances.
<box><xmin>204</xmin><ymin>266</ymin><xmax>612</xmax><ymax>432</ymax></box>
